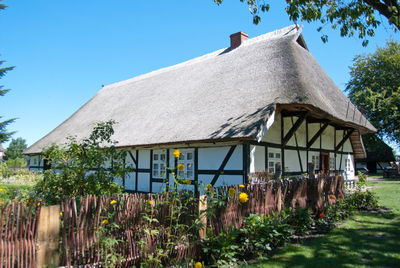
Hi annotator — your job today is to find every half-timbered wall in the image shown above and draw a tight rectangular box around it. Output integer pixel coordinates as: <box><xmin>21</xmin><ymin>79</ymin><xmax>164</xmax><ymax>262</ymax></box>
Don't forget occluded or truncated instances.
<box><xmin>252</xmin><ymin>113</ymin><xmax>356</xmax><ymax>179</ymax></box>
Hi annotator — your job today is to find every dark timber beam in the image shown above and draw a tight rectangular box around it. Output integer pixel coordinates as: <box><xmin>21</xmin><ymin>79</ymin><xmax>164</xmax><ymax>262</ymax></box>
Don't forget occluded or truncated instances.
<box><xmin>281</xmin><ymin>111</ymin><xmax>308</xmax><ymax>117</ymax></box>
<box><xmin>128</xmin><ymin>151</ymin><xmax>137</xmax><ymax>166</ymax></box>
<box><xmin>282</xmin><ymin>112</ymin><xmax>307</xmax><ymax>147</ymax></box>
<box><xmin>335</xmin><ymin>129</ymin><xmax>354</xmax><ymax>152</ymax></box>
<box><xmin>307</xmin><ymin>122</ymin><xmax>329</xmax><ymax>149</ymax></box>
<box><xmin>211</xmin><ymin>145</ymin><xmax>237</xmax><ymax>186</ymax></box>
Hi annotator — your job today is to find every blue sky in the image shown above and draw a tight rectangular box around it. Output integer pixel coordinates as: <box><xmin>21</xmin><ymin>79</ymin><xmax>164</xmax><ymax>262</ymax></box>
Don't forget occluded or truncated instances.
<box><xmin>0</xmin><ymin>0</ymin><xmax>398</xmax><ymax>150</ymax></box>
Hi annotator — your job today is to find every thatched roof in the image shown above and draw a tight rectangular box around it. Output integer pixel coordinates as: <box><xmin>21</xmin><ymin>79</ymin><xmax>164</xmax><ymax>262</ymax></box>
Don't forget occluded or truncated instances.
<box><xmin>24</xmin><ymin>25</ymin><xmax>376</xmax><ymax>155</ymax></box>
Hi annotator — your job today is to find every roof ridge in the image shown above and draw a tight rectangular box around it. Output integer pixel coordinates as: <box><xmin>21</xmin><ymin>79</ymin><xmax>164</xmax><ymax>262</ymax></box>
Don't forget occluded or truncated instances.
<box><xmin>103</xmin><ymin>24</ymin><xmax>300</xmax><ymax>90</ymax></box>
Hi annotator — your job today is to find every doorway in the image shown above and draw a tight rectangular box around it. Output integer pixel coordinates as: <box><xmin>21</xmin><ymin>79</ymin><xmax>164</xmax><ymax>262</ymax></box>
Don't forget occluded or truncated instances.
<box><xmin>321</xmin><ymin>152</ymin><xmax>330</xmax><ymax>174</ymax></box>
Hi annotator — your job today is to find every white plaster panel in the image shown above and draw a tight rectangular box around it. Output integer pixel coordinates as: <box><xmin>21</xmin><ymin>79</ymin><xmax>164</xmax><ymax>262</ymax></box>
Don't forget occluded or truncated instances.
<box><xmin>250</xmin><ymin>145</ymin><xmax>265</xmax><ymax>173</ymax></box>
<box><xmin>343</xmin><ymin>139</ymin><xmax>352</xmax><ymax>152</ymax></box>
<box><xmin>198</xmin><ymin>146</ymin><xmax>228</xmax><ymax>170</ymax></box>
<box><xmin>114</xmin><ymin>177</ymin><xmax>123</xmax><ymax>187</ymax></box>
<box><xmin>321</xmin><ymin>125</ymin><xmax>335</xmax><ymax>150</ymax></box>
<box><xmin>125</xmin><ymin>150</ymin><xmax>137</xmax><ymax>169</ymax></box>
<box><xmin>283</xmin><ymin>117</ymin><xmax>306</xmax><ymax>147</ymax></box>
<box><xmin>284</xmin><ymin>149</ymin><xmax>301</xmax><ymax>172</ymax></box>
<box><xmin>124</xmin><ymin>172</ymin><xmax>136</xmax><ymax>191</ymax></box>
<box><xmin>152</xmin><ymin>182</ymin><xmax>167</xmax><ymax>193</ymax></box>
<box><xmin>198</xmin><ymin>146</ymin><xmax>242</xmax><ymax>170</ymax></box>
<box><xmin>308</xmin><ymin>123</ymin><xmax>321</xmax><ymax>149</ymax></box>
<box><xmin>262</xmin><ymin>114</ymin><xmax>281</xmax><ymax>144</ymax></box>
<box><xmin>137</xmin><ymin>173</ymin><xmax>150</xmax><ymax>192</ymax></box>
<box><xmin>139</xmin><ymin>150</ymin><xmax>150</xmax><ymax>169</ymax></box>
<box><xmin>295</xmin><ymin>121</ymin><xmax>307</xmax><ymax>147</ymax></box>
<box><xmin>225</xmin><ymin>145</ymin><xmax>243</xmax><ymax>170</ymax></box>
<box><xmin>214</xmin><ymin>175</ymin><xmax>243</xmax><ymax>188</ymax></box>
<box><xmin>198</xmin><ymin>174</ymin><xmax>214</xmax><ymax>189</ymax></box>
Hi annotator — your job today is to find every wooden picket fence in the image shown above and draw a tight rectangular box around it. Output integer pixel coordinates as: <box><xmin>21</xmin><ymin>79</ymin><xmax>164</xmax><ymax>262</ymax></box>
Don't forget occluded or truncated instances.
<box><xmin>0</xmin><ymin>175</ymin><xmax>345</xmax><ymax>267</ymax></box>
<box><xmin>0</xmin><ymin>202</ymin><xmax>41</xmax><ymax>268</ymax></box>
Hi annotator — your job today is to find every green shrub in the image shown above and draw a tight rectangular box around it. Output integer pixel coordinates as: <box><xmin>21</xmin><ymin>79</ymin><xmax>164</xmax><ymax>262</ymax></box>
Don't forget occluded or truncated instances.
<box><xmin>5</xmin><ymin>157</ymin><xmax>27</xmax><ymax>168</ymax></box>
<box><xmin>346</xmin><ymin>190</ymin><xmax>379</xmax><ymax>210</ymax></box>
<box><xmin>33</xmin><ymin>121</ymin><xmax>132</xmax><ymax>204</ymax></box>
<box><xmin>287</xmin><ymin>207</ymin><xmax>313</xmax><ymax>235</ymax></box>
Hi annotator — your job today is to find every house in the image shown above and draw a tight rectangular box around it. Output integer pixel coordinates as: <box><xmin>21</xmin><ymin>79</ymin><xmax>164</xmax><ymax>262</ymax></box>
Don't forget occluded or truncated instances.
<box><xmin>355</xmin><ymin>134</ymin><xmax>395</xmax><ymax>174</ymax></box>
<box><xmin>23</xmin><ymin>25</ymin><xmax>376</xmax><ymax>192</ymax></box>
<box><xmin>0</xmin><ymin>144</ymin><xmax>5</xmax><ymax>162</ymax></box>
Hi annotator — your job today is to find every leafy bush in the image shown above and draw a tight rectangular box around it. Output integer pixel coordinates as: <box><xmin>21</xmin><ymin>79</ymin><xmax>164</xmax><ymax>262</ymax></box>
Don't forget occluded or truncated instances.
<box><xmin>346</xmin><ymin>190</ymin><xmax>379</xmax><ymax>210</ymax></box>
<box><xmin>5</xmin><ymin>157</ymin><xmax>27</xmax><ymax>168</ymax></box>
<box><xmin>287</xmin><ymin>207</ymin><xmax>313</xmax><ymax>235</ymax></box>
<box><xmin>33</xmin><ymin>121</ymin><xmax>132</xmax><ymax>204</ymax></box>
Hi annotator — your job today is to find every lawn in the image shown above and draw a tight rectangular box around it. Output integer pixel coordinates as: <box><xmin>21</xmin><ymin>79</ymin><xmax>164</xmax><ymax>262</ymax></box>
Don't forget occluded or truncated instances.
<box><xmin>248</xmin><ymin>177</ymin><xmax>400</xmax><ymax>267</ymax></box>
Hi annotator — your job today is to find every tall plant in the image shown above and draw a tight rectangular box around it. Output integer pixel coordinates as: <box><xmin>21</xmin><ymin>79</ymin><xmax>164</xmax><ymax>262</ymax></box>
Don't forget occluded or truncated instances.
<box><xmin>34</xmin><ymin>120</ymin><xmax>131</xmax><ymax>204</ymax></box>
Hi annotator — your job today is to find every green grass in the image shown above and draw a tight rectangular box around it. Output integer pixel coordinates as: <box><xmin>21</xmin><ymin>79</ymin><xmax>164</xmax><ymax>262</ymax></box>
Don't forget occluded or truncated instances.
<box><xmin>247</xmin><ymin>178</ymin><xmax>400</xmax><ymax>267</ymax></box>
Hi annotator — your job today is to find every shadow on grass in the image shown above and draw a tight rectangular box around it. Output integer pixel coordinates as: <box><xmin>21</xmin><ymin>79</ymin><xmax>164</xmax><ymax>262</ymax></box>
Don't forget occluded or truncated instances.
<box><xmin>254</xmin><ymin>212</ymin><xmax>400</xmax><ymax>268</ymax></box>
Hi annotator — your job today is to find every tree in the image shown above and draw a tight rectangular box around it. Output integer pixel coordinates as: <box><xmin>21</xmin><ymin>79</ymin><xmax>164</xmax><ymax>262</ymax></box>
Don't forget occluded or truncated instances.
<box><xmin>0</xmin><ymin>1</ymin><xmax>15</xmax><ymax>143</ymax></box>
<box><xmin>346</xmin><ymin>40</ymin><xmax>400</xmax><ymax>146</ymax></box>
<box><xmin>33</xmin><ymin>120</ymin><xmax>132</xmax><ymax>204</ymax></box>
<box><xmin>6</xmin><ymin>137</ymin><xmax>27</xmax><ymax>159</ymax></box>
<box><xmin>214</xmin><ymin>0</ymin><xmax>399</xmax><ymax>46</ymax></box>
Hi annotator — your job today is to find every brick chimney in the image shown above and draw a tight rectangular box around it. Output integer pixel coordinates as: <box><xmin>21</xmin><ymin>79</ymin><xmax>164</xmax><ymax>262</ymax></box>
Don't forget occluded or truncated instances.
<box><xmin>230</xmin><ymin>32</ymin><xmax>249</xmax><ymax>49</ymax></box>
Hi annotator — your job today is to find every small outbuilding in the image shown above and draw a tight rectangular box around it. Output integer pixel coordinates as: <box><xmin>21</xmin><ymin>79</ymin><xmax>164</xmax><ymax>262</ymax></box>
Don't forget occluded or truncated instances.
<box><xmin>355</xmin><ymin>134</ymin><xmax>395</xmax><ymax>174</ymax></box>
<box><xmin>24</xmin><ymin>25</ymin><xmax>376</xmax><ymax>192</ymax></box>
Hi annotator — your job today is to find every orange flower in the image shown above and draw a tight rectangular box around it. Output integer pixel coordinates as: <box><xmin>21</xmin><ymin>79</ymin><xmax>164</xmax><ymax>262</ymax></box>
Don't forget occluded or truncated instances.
<box><xmin>320</xmin><ymin>213</ymin><xmax>325</xmax><ymax>219</ymax></box>
<box><xmin>338</xmin><ymin>194</ymin><xmax>344</xmax><ymax>199</ymax></box>
<box><xmin>185</xmin><ymin>179</ymin><xmax>192</xmax><ymax>185</ymax></box>
<box><xmin>329</xmin><ymin>194</ymin><xmax>336</xmax><ymax>200</ymax></box>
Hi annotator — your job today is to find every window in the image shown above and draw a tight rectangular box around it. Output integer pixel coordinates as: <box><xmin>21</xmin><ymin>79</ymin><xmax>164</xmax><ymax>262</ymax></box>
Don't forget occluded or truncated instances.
<box><xmin>177</xmin><ymin>149</ymin><xmax>195</xmax><ymax>180</ymax></box>
<box><xmin>345</xmin><ymin>159</ymin><xmax>351</xmax><ymax>172</ymax></box>
<box><xmin>312</xmin><ymin>155</ymin><xmax>320</xmax><ymax>170</ymax></box>
<box><xmin>153</xmin><ymin>150</ymin><xmax>166</xmax><ymax>178</ymax></box>
<box><xmin>267</xmin><ymin>150</ymin><xmax>281</xmax><ymax>174</ymax></box>
<box><xmin>329</xmin><ymin>157</ymin><xmax>335</xmax><ymax>170</ymax></box>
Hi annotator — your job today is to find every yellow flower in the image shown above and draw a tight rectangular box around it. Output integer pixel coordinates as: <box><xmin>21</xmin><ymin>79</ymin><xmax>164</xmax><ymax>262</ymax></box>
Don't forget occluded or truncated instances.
<box><xmin>185</xmin><ymin>179</ymin><xmax>192</xmax><ymax>185</ymax></box>
<box><xmin>99</xmin><ymin>226</ymin><xmax>102</xmax><ymax>230</ymax></box>
<box><xmin>239</xmin><ymin>184</ymin><xmax>245</xmax><ymax>188</ymax></box>
<box><xmin>171</xmin><ymin>172</ymin><xmax>175</xmax><ymax>175</ymax></box>
<box><xmin>173</xmin><ymin>149</ymin><xmax>180</xmax><ymax>158</ymax></box>
<box><xmin>207</xmin><ymin>184</ymin><xmax>213</xmax><ymax>190</ymax></box>
<box><xmin>37</xmin><ymin>202</ymin><xmax>41</xmax><ymax>206</ymax></box>
<box><xmin>0</xmin><ymin>188</ymin><xmax>4</xmax><ymax>191</ymax></box>
<box><xmin>239</xmin><ymin>192</ymin><xmax>249</xmax><ymax>203</ymax></box>
<box><xmin>194</xmin><ymin>262</ymin><xmax>202</xmax><ymax>268</ymax></box>
<box><xmin>60</xmin><ymin>212</ymin><xmax>63</xmax><ymax>216</ymax></box>
<box><xmin>110</xmin><ymin>200</ymin><xmax>117</xmax><ymax>205</ymax></box>
<box><xmin>228</xmin><ymin>187</ymin><xmax>236</xmax><ymax>196</ymax></box>
<box><xmin>148</xmin><ymin>200</ymin><xmax>154</xmax><ymax>206</ymax></box>
<box><xmin>177</xmin><ymin>164</ymin><xmax>185</xmax><ymax>171</ymax></box>
<box><xmin>101</xmin><ymin>219</ymin><xmax>109</xmax><ymax>225</ymax></box>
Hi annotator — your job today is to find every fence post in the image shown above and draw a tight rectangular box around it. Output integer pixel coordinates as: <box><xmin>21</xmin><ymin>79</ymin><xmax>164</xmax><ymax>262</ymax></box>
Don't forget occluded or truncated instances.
<box><xmin>276</xmin><ymin>184</ymin><xmax>282</xmax><ymax>212</ymax></box>
<box><xmin>198</xmin><ymin>195</ymin><xmax>207</xmax><ymax>239</ymax></box>
<box><xmin>36</xmin><ymin>205</ymin><xmax>60</xmax><ymax>268</ymax></box>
